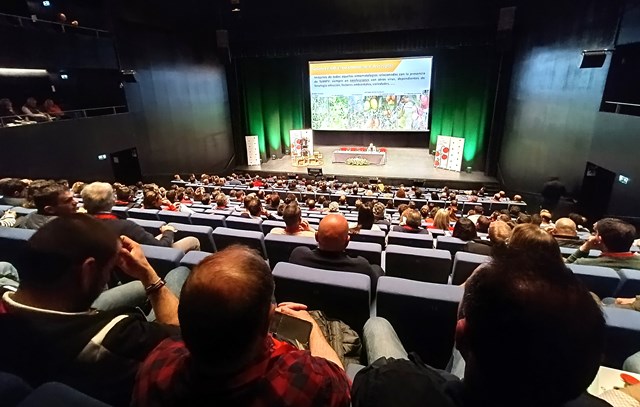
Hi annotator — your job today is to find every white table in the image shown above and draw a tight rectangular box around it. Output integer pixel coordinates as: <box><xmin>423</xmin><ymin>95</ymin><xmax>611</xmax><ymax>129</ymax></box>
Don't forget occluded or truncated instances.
<box><xmin>332</xmin><ymin>150</ymin><xmax>387</xmax><ymax>165</ymax></box>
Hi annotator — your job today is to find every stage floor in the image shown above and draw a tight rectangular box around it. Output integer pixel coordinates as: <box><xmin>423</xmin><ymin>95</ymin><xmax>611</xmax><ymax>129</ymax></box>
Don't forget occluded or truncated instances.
<box><xmin>235</xmin><ymin>146</ymin><xmax>498</xmax><ymax>188</ymax></box>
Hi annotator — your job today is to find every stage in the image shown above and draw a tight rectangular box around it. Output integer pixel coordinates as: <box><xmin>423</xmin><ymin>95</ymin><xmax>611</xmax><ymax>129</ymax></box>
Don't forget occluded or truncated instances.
<box><xmin>235</xmin><ymin>146</ymin><xmax>499</xmax><ymax>189</ymax></box>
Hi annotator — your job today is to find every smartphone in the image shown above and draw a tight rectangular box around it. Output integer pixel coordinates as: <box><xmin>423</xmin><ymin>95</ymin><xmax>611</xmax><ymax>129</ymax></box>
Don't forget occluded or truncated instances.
<box><xmin>269</xmin><ymin>311</ymin><xmax>313</xmax><ymax>350</ymax></box>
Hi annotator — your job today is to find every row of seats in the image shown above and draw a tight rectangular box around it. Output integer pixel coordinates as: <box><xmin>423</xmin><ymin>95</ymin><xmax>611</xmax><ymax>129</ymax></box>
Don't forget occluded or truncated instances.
<box><xmin>271</xmin><ymin>262</ymin><xmax>640</xmax><ymax>370</ymax></box>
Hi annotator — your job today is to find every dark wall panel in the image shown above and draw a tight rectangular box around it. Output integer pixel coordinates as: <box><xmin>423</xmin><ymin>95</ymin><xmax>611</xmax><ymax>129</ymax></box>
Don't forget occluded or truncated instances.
<box><xmin>499</xmin><ymin>0</ymin><xmax>620</xmax><ymax>195</ymax></box>
<box><xmin>0</xmin><ymin>114</ymin><xmax>136</xmax><ymax>181</ymax></box>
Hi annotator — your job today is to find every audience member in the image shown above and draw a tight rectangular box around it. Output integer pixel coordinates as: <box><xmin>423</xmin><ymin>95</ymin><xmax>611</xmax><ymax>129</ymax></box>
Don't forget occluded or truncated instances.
<box><xmin>21</xmin><ymin>97</ymin><xmax>51</xmax><ymax>122</ymax></box>
<box><xmin>43</xmin><ymin>99</ymin><xmax>64</xmax><ymax>118</ymax></box>
<box><xmin>14</xmin><ymin>182</ymin><xmax>76</xmax><ymax>229</ymax></box>
<box><xmin>505</xmin><ymin>223</ymin><xmax>564</xmax><ymax>267</ymax></box>
<box><xmin>0</xmin><ymin>98</ymin><xmax>27</xmax><ymax>124</ymax></box>
<box><xmin>516</xmin><ymin>213</ymin><xmax>532</xmax><ymax>224</ymax></box>
<box><xmin>475</xmin><ymin>215</ymin><xmax>491</xmax><ymax>234</ymax></box>
<box><xmin>373</xmin><ymin>202</ymin><xmax>390</xmax><ymax>226</ymax></box>
<box><xmin>289</xmin><ymin>214</ymin><xmax>384</xmax><ymax>291</ymax></box>
<box><xmin>132</xmin><ymin>246</ymin><xmax>350</xmax><ymax>406</ymax></box>
<box><xmin>270</xmin><ymin>203</ymin><xmax>316</xmax><ymax>237</ymax></box>
<box><xmin>549</xmin><ymin>217</ymin><xmax>584</xmax><ymax>248</ymax></box>
<box><xmin>392</xmin><ymin>209</ymin><xmax>429</xmax><ymax>234</ymax></box>
<box><xmin>452</xmin><ymin>218</ymin><xmax>477</xmax><ymax>241</ymax></box>
<box><xmin>466</xmin><ymin>205</ymin><xmax>484</xmax><ymax>224</ymax></box>
<box><xmin>350</xmin><ymin>202</ymin><xmax>381</xmax><ymax>232</ymax></box>
<box><xmin>540</xmin><ymin>209</ymin><xmax>554</xmax><ymax>230</ymax></box>
<box><xmin>352</xmin><ymin>247</ymin><xmax>605</xmax><ymax>407</ymax></box>
<box><xmin>429</xmin><ymin>209</ymin><xmax>452</xmax><ymax>231</ymax></box>
<box><xmin>567</xmin><ymin>218</ymin><xmax>640</xmax><ymax>270</ymax></box>
<box><xmin>0</xmin><ymin>178</ymin><xmax>28</xmax><ymax>206</ymax></box>
<box><xmin>82</xmin><ymin>182</ymin><xmax>200</xmax><ymax>253</ymax></box>
<box><xmin>465</xmin><ymin>220</ymin><xmax>511</xmax><ymax>256</ymax></box>
<box><xmin>215</xmin><ymin>193</ymin><xmax>229</xmax><ymax>209</ymax></box>
<box><xmin>0</xmin><ymin>215</ymin><xmax>182</xmax><ymax>406</ymax></box>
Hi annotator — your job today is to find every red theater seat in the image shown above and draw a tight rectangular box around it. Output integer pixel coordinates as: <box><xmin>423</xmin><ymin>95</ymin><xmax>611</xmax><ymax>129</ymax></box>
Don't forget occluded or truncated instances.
<box><xmin>379</xmin><ymin>148</ymin><xmax>387</xmax><ymax>152</ymax></box>
<box><xmin>340</xmin><ymin>147</ymin><xmax>348</xmax><ymax>151</ymax></box>
<box><xmin>358</xmin><ymin>147</ymin><xmax>366</xmax><ymax>151</ymax></box>
<box><xmin>350</xmin><ymin>147</ymin><xmax>358</xmax><ymax>151</ymax></box>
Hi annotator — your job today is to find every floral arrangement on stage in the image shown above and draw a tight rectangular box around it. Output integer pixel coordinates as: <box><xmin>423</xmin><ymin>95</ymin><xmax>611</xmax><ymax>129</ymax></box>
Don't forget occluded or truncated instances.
<box><xmin>345</xmin><ymin>157</ymin><xmax>370</xmax><ymax>166</ymax></box>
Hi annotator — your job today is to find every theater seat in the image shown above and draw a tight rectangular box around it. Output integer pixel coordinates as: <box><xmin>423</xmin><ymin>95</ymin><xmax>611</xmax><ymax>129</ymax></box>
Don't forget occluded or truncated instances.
<box><xmin>0</xmin><ymin>205</ymin><xmax>13</xmax><ymax>213</ymax></box>
<box><xmin>11</xmin><ymin>207</ymin><xmax>37</xmax><ymax>217</ymax></box>
<box><xmin>346</xmin><ymin>241</ymin><xmax>382</xmax><ymax>267</ymax></box>
<box><xmin>272</xmin><ymin>262</ymin><xmax>371</xmax><ymax>335</ymax></box>
<box><xmin>616</xmin><ymin>269</ymin><xmax>640</xmax><ymax>297</ymax></box>
<box><xmin>140</xmin><ymin>245</ymin><xmax>184</xmax><ymax>278</ymax></box>
<box><xmin>387</xmin><ymin>231</ymin><xmax>434</xmax><ymax>249</ymax></box>
<box><xmin>180</xmin><ymin>250</ymin><xmax>213</xmax><ymax>269</ymax></box>
<box><xmin>158</xmin><ymin>210</ymin><xmax>191</xmax><ymax>225</ymax></box>
<box><xmin>436</xmin><ymin>236</ymin><xmax>468</xmax><ymax>256</ymax></box>
<box><xmin>190</xmin><ymin>213</ymin><xmax>226</xmax><ymax>230</ymax></box>
<box><xmin>349</xmin><ymin>229</ymin><xmax>386</xmax><ymax>247</ymax></box>
<box><xmin>168</xmin><ymin>223</ymin><xmax>216</xmax><ymax>252</ymax></box>
<box><xmin>225</xmin><ymin>217</ymin><xmax>263</xmax><ymax>233</ymax></box>
<box><xmin>127</xmin><ymin>208</ymin><xmax>160</xmax><ymax>221</ymax></box>
<box><xmin>264</xmin><ymin>234</ymin><xmax>316</xmax><ymax>269</ymax></box>
<box><xmin>212</xmin><ymin>227</ymin><xmax>267</xmax><ymax>259</ymax></box>
<box><xmin>128</xmin><ymin>218</ymin><xmax>166</xmax><ymax>235</ymax></box>
<box><xmin>451</xmin><ymin>251</ymin><xmax>491</xmax><ymax>285</ymax></box>
<box><xmin>567</xmin><ymin>264</ymin><xmax>620</xmax><ymax>299</ymax></box>
<box><xmin>0</xmin><ymin>228</ymin><xmax>35</xmax><ymax>265</ymax></box>
<box><xmin>262</xmin><ymin>220</ymin><xmax>286</xmax><ymax>235</ymax></box>
<box><xmin>376</xmin><ymin>276</ymin><xmax>463</xmax><ymax>369</ymax></box>
<box><xmin>602</xmin><ymin>307</ymin><xmax>640</xmax><ymax>368</ymax></box>
<box><xmin>385</xmin><ymin>245</ymin><xmax>452</xmax><ymax>284</ymax></box>
<box><xmin>111</xmin><ymin>206</ymin><xmax>129</xmax><ymax>218</ymax></box>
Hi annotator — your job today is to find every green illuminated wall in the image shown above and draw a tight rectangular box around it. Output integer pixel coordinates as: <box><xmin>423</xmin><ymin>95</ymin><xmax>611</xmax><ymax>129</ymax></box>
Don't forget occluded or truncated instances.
<box><xmin>430</xmin><ymin>52</ymin><xmax>494</xmax><ymax>169</ymax></box>
<box><xmin>239</xmin><ymin>59</ymin><xmax>304</xmax><ymax>161</ymax></box>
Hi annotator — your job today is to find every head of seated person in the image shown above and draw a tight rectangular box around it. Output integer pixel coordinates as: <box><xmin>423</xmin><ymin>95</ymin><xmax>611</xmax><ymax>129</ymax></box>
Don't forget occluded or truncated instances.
<box><xmin>403</xmin><ymin>209</ymin><xmax>422</xmax><ymax>230</ymax></box>
<box><xmin>142</xmin><ymin>191</ymin><xmax>162</xmax><ymax>210</ymax></box>
<box><xmin>373</xmin><ymin>202</ymin><xmax>387</xmax><ymax>222</ymax></box>
<box><xmin>32</xmin><ymin>182</ymin><xmax>77</xmax><ymax>216</ymax></box>
<box><xmin>81</xmin><ymin>182</ymin><xmax>115</xmax><ymax>214</ymax></box>
<box><xmin>71</xmin><ymin>181</ymin><xmax>85</xmax><ymax>197</ymax></box>
<box><xmin>282</xmin><ymin>203</ymin><xmax>304</xmax><ymax>231</ymax></box>
<box><xmin>165</xmin><ymin>190</ymin><xmax>177</xmax><ymax>203</ymax></box>
<box><xmin>201</xmin><ymin>193</ymin><xmax>211</xmax><ymax>206</ymax></box>
<box><xmin>419</xmin><ymin>205</ymin><xmax>430</xmax><ymax>220</ymax></box>
<box><xmin>13</xmin><ymin>214</ymin><xmax>120</xmax><ymax>312</ymax></box>
<box><xmin>432</xmin><ymin>209</ymin><xmax>450</xmax><ymax>230</ymax></box>
<box><xmin>245</xmin><ymin>197</ymin><xmax>263</xmax><ymax>217</ymax></box>
<box><xmin>215</xmin><ymin>193</ymin><xmax>228</xmax><ymax>209</ymax></box>
<box><xmin>395</xmin><ymin>188</ymin><xmax>406</xmax><ymax>198</ymax></box>
<box><xmin>516</xmin><ymin>213</ymin><xmax>532</xmax><ymax>224</ymax></box>
<box><xmin>452</xmin><ymin>218</ymin><xmax>477</xmax><ymax>241</ymax></box>
<box><xmin>487</xmin><ymin>220</ymin><xmax>511</xmax><ymax>245</ymax></box>
<box><xmin>317</xmin><ymin>214</ymin><xmax>349</xmax><ymax>252</ymax></box>
<box><xmin>306</xmin><ymin>198</ymin><xmax>316</xmax><ymax>211</ymax></box>
<box><xmin>593</xmin><ymin>218</ymin><xmax>636</xmax><ymax>253</ymax></box>
<box><xmin>396</xmin><ymin>204</ymin><xmax>409</xmax><ymax>216</ymax></box>
<box><xmin>0</xmin><ymin>177</ymin><xmax>28</xmax><ymax>205</ymax></box>
<box><xmin>458</xmin><ymin>253</ymin><xmax>604</xmax><ymax>407</ymax></box>
<box><xmin>550</xmin><ymin>218</ymin><xmax>578</xmax><ymax>237</ymax></box>
<box><xmin>352</xmin><ymin>202</ymin><xmax>375</xmax><ymax>232</ymax></box>
<box><xmin>338</xmin><ymin>195</ymin><xmax>347</xmax><ymax>206</ymax></box>
<box><xmin>498</xmin><ymin>223</ymin><xmax>563</xmax><ymax>267</ymax></box>
<box><xmin>115</xmin><ymin>185</ymin><xmax>133</xmax><ymax>204</ymax></box>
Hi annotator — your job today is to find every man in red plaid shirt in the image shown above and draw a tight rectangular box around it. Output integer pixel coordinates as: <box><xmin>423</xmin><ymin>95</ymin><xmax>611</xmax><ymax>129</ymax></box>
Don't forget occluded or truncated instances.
<box><xmin>132</xmin><ymin>245</ymin><xmax>351</xmax><ymax>407</ymax></box>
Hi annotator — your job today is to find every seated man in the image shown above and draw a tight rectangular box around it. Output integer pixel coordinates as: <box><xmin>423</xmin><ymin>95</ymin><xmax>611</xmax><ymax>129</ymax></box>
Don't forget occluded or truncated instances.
<box><xmin>549</xmin><ymin>217</ymin><xmax>584</xmax><ymax>249</ymax></box>
<box><xmin>0</xmin><ymin>177</ymin><xmax>28</xmax><ymax>206</ymax></box>
<box><xmin>14</xmin><ymin>181</ymin><xmax>77</xmax><ymax>229</ymax></box>
<box><xmin>392</xmin><ymin>209</ymin><xmax>430</xmax><ymax>234</ymax></box>
<box><xmin>289</xmin><ymin>214</ymin><xmax>384</xmax><ymax>291</ymax></box>
<box><xmin>241</xmin><ymin>196</ymin><xmax>276</xmax><ymax>220</ymax></box>
<box><xmin>270</xmin><ymin>203</ymin><xmax>316</xmax><ymax>237</ymax></box>
<box><xmin>465</xmin><ymin>220</ymin><xmax>511</xmax><ymax>256</ymax></box>
<box><xmin>21</xmin><ymin>97</ymin><xmax>51</xmax><ymax>122</ymax></box>
<box><xmin>0</xmin><ymin>215</ymin><xmax>181</xmax><ymax>406</ymax></box>
<box><xmin>567</xmin><ymin>218</ymin><xmax>640</xmax><ymax>270</ymax></box>
<box><xmin>132</xmin><ymin>246</ymin><xmax>350</xmax><ymax>407</ymax></box>
<box><xmin>352</xmin><ymin>251</ymin><xmax>606</xmax><ymax>407</ymax></box>
<box><xmin>82</xmin><ymin>182</ymin><xmax>200</xmax><ymax>253</ymax></box>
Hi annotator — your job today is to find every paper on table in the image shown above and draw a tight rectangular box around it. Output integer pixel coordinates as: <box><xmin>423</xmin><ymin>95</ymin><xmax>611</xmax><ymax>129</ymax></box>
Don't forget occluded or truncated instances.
<box><xmin>588</xmin><ymin>366</ymin><xmax>640</xmax><ymax>397</ymax></box>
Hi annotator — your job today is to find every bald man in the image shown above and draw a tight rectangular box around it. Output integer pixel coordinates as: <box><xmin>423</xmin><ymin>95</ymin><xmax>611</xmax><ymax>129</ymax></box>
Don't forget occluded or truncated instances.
<box><xmin>133</xmin><ymin>245</ymin><xmax>350</xmax><ymax>406</ymax></box>
<box><xmin>289</xmin><ymin>214</ymin><xmax>384</xmax><ymax>291</ymax></box>
<box><xmin>549</xmin><ymin>218</ymin><xmax>584</xmax><ymax>249</ymax></box>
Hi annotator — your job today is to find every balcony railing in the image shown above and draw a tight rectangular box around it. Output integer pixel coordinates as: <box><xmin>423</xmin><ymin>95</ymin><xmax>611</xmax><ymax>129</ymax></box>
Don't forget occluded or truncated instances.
<box><xmin>0</xmin><ymin>12</ymin><xmax>110</xmax><ymax>38</ymax></box>
<box><xmin>0</xmin><ymin>105</ymin><xmax>128</xmax><ymax>128</ymax></box>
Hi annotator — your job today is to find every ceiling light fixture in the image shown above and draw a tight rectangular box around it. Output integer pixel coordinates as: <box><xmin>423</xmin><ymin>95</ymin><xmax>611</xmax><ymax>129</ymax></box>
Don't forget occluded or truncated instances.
<box><xmin>0</xmin><ymin>68</ymin><xmax>49</xmax><ymax>77</ymax></box>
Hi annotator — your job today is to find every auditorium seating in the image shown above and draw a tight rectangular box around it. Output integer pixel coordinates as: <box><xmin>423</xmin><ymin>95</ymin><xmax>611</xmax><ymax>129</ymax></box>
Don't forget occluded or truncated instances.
<box><xmin>616</xmin><ymin>269</ymin><xmax>640</xmax><ymax>298</ymax></box>
<box><xmin>567</xmin><ymin>264</ymin><xmax>621</xmax><ymax>299</ymax></box>
<box><xmin>158</xmin><ymin>210</ymin><xmax>191</xmax><ymax>224</ymax></box>
<box><xmin>385</xmin><ymin>245</ymin><xmax>452</xmax><ymax>284</ymax></box>
<box><xmin>111</xmin><ymin>206</ymin><xmax>129</xmax><ymax>218</ymax></box>
<box><xmin>346</xmin><ymin>241</ymin><xmax>383</xmax><ymax>267</ymax></box>
<box><xmin>451</xmin><ymin>251</ymin><xmax>491</xmax><ymax>285</ymax></box>
<box><xmin>264</xmin><ymin>234</ymin><xmax>316</xmax><ymax>269</ymax></box>
<box><xmin>189</xmin><ymin>213</ymin><xmax>226</xmax><ymax>230</ymax></box>
<box><xmin>168</xmin><ymin>223</ymin><xmax>216</xmax><ymax>252</ymax></box>
<box><xmin>224</xmin><ymin>217</ymin><xmax>263</xmax><ymax>233</ymax></box>
<box><xmin>602</xmin><ymin>307</ymin><xmax>640</xmax><ymax>368</ymax></box>
<box><xmin>261</xmin><ymin>220</ymin><xmax>286</xmax><ymax>235</ymax></box>
<box><xmin>128</xmin><ymin>218</ymin><xmax>166</xmax><ymax>235</ymax></box>
<box><xmin>127</xmin><ymin>208</ymin><xmax>160</xmax><ymax>221</ymax></box>
<box><xmin>272</xmin><ymin>262</ymin><xmax>371</xmax><ymax>335</ymax></box>
<box><xmin>140</xmin><ymin>245</ymin><xmax>184</xmax><ymax>278</ymax></box>
<box><xmin>0</xmin><ymin>227</ymin><xmax>35</xmax><ymax>266</ymax></box>
<box><xmin>435</xmin><ymin>236</ymin><xmax>467</xmax><ymax>255</ymax></box>
<box><xmin>180</xmin><ymin>250</ymin><xmax>213</xmax><ymax>268</ymax></box>
<box><xmin>375</xmin><ymin>276</ymin><xmax>463</xmax><ymax>369</ymax></box>
<box><xmin>387</xmin><ymin>231</ymin><xmax>434</xmax><ymax>249</ymax></box>
<box><xmin>349</xmin><ymin>229</ymin><xmax>386</xmax><ymax>247</ymax></box>
<box><xmin>0</xmin><ymin>205</ymin><xmax>14</xmax><ymax>212</ymax></box>
<box><xmin>212</xmin><ymin>227</ymin><xmax>267</xmax><ymax>258</ymax></box>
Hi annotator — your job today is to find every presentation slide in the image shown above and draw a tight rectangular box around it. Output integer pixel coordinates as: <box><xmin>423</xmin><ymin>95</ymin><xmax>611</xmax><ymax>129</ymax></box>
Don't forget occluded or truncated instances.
<box><xmin>309</xmin><ymin>57</ymin><xmax>432</xmax><ymax>132</ymax></box>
